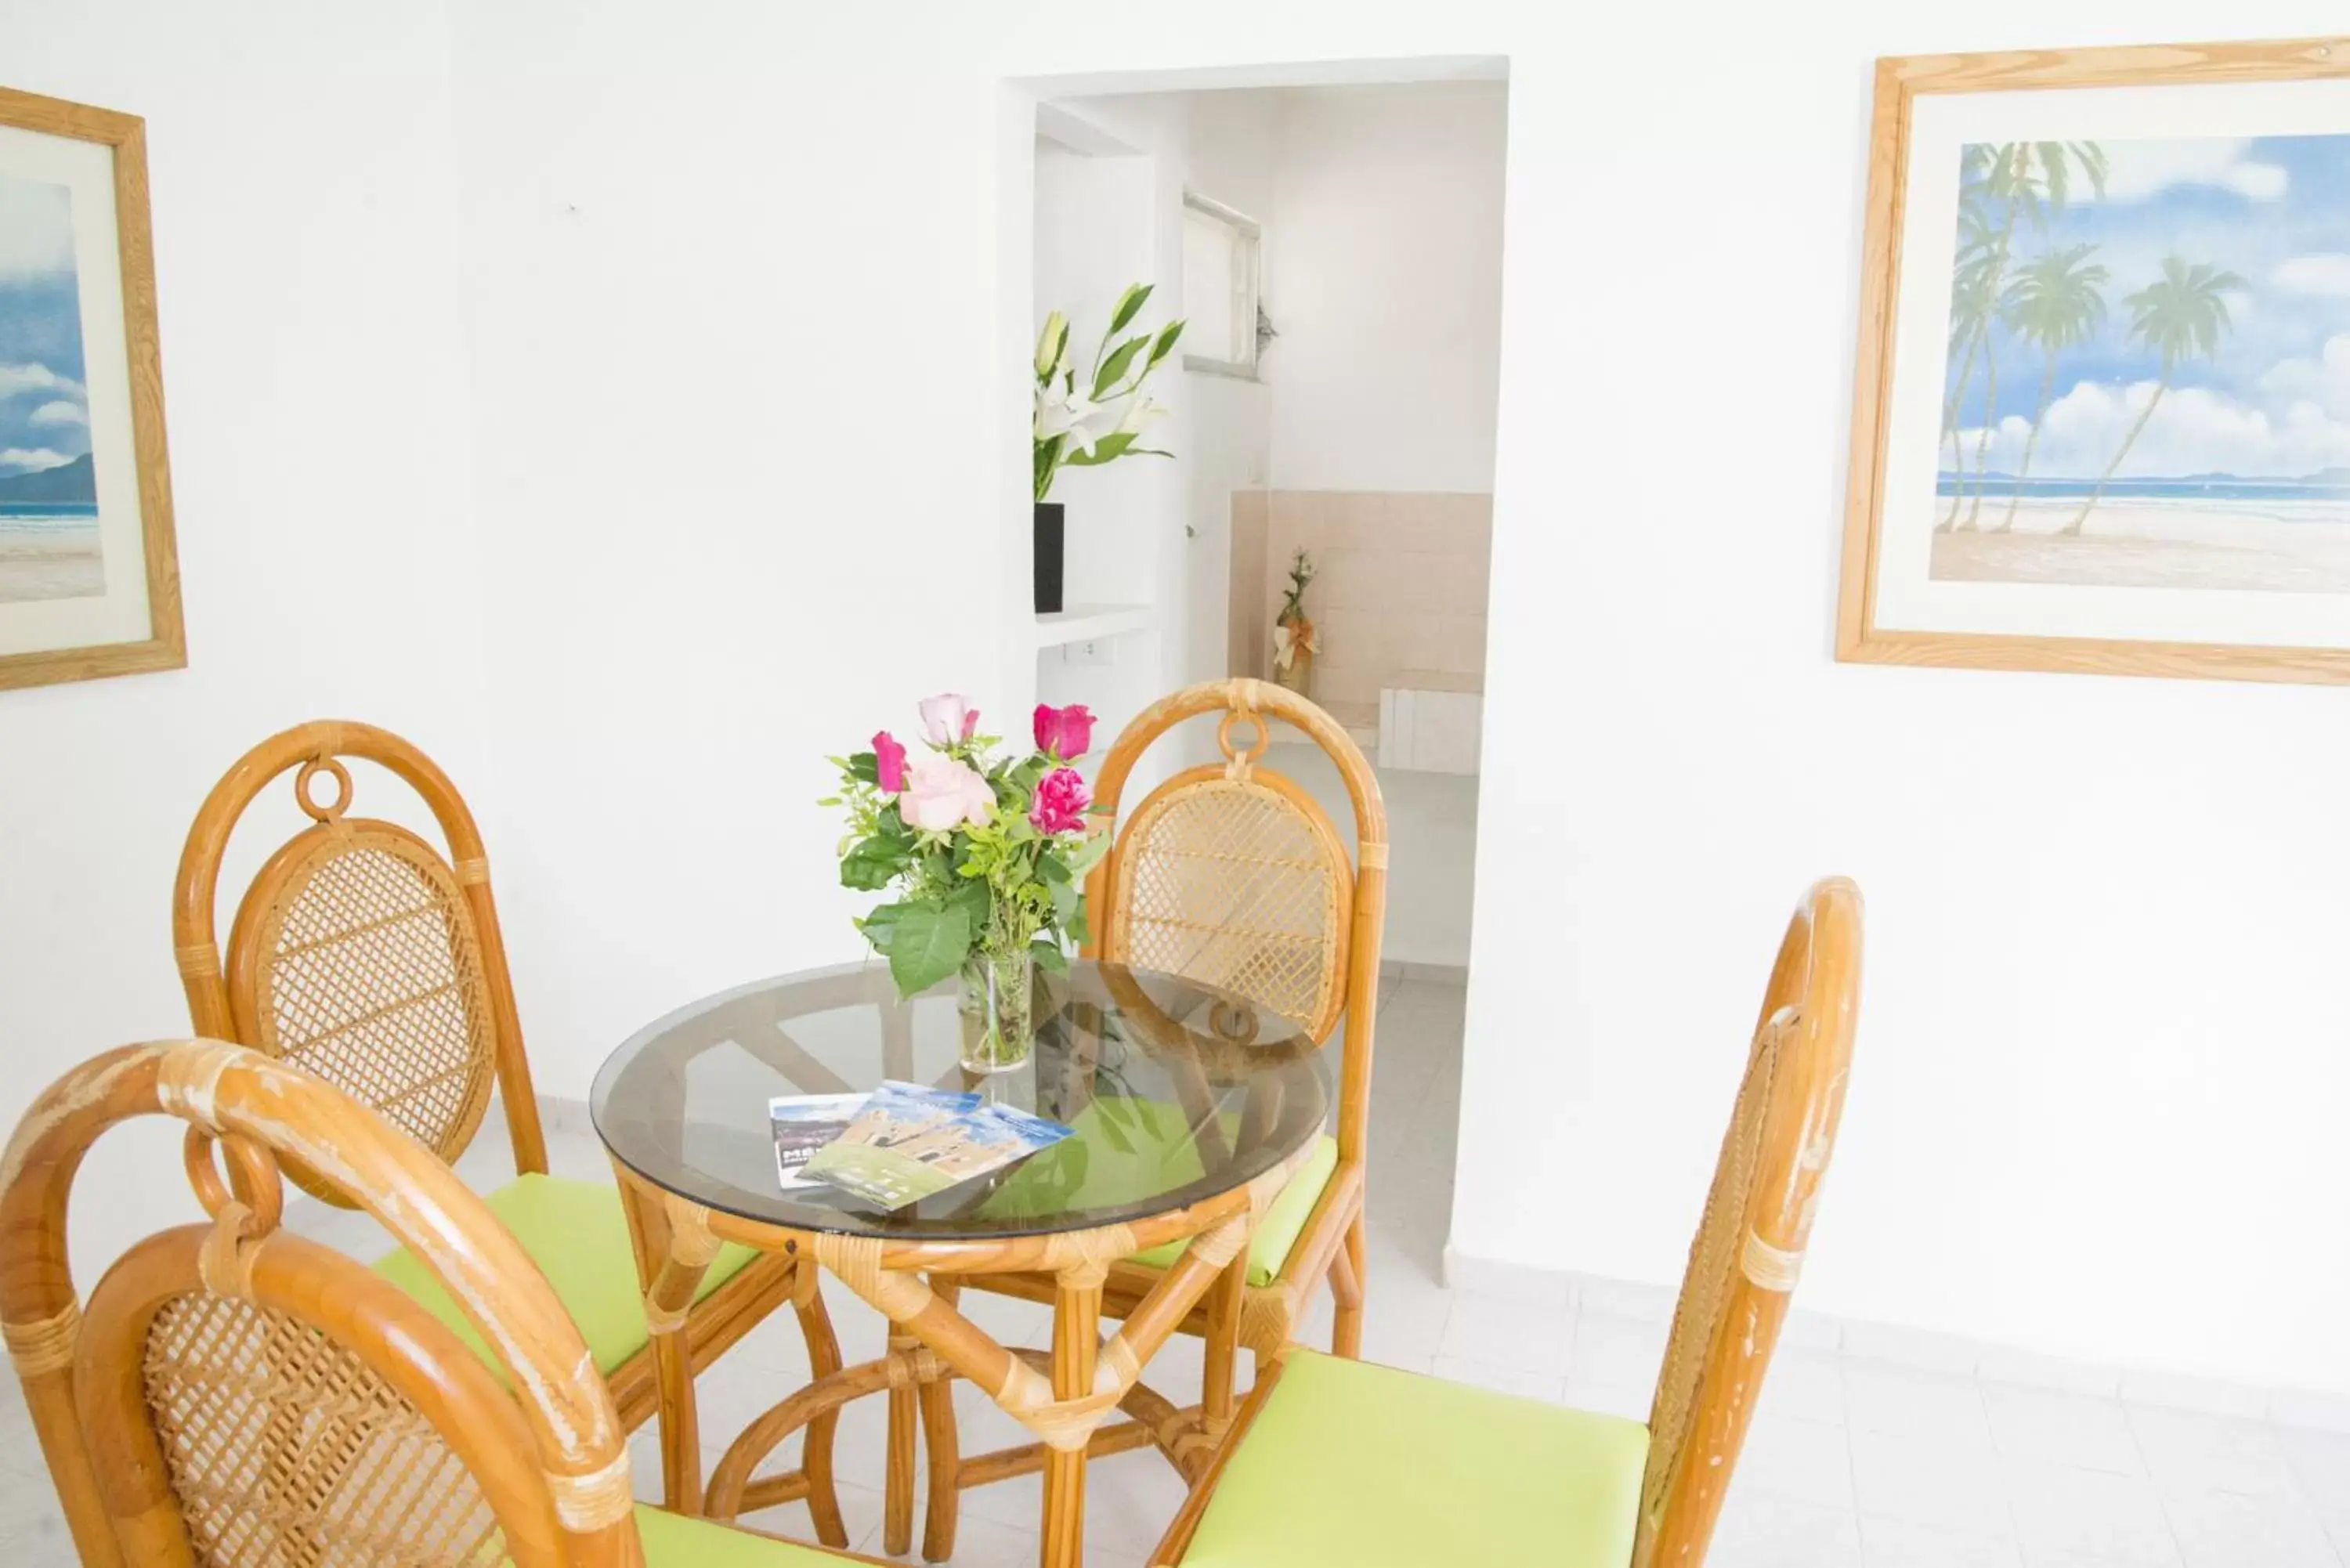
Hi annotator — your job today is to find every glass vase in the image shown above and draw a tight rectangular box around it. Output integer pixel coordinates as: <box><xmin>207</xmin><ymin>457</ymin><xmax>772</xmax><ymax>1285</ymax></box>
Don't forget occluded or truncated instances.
<box><xmin>958</xmin><ymin>946</ymin><xmax>1036</xmax><ymax>1074</ymax></box>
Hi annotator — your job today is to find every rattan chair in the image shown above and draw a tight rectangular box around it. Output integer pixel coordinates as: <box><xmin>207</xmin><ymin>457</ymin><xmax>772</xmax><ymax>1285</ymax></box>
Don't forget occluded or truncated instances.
<box><xmin>0</xmin><ymin>1038</ymin><xmax>881</xmax><ymax>1566</ymax></box>
<box><xmin>939</xmin><ymin>681</ymin><xmax>1384</xmax><ymax>1528</ymax></box>
<box><xmin>171</xmin><ymin>719</ymin><xmax>838</xmax><ymax>1529</ymax></box>
<box><xmin>1145</xmin><ymin>878</ymin><xmax>1864</xmax><ymax>1568</ymax></box>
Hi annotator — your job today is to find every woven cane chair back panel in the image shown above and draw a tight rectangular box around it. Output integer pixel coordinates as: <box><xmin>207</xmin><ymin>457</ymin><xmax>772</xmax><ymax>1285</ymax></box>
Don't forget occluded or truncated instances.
<box><xmin>1103</xmin><ymin>767</ymin><xmax>1352</xmax><ymax>1040</ymax></box>
<box><xmin>1640</xmin><ymin>1007</ymin><xmax>1788</xmax><ymax>1528</ymax></box>
<box><xmin>143</xmin><ymin>1290</ymin><xmax>508</xmax><ymax>1566</ymax></box>
<box><xmin>230</xmin><ymin>821</ymin><xmax>498</xmax><ymax>1180</ymax></box>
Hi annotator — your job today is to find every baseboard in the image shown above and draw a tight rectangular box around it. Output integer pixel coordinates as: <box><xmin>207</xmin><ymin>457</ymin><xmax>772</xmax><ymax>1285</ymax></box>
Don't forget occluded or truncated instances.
<box><xmin>1439</xmin><ymin>1246</ymin><xmax>2350</xmax><ymax>1431</ymax></box>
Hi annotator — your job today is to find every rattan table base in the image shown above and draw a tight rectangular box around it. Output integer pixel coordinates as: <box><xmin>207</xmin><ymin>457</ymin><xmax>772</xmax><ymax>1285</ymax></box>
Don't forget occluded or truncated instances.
<box><xmin>616</xmin><ymin>1141</ymin><xmax>1309</xmax><ymax>1568</ymax></box>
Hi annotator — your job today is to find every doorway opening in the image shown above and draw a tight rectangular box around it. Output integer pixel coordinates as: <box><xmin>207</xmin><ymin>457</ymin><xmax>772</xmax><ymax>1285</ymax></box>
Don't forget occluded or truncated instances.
<box><xmin>1021</xmin><ymin>64</ymin><xmax>1509</xmax><ymax>1294</ymax></box>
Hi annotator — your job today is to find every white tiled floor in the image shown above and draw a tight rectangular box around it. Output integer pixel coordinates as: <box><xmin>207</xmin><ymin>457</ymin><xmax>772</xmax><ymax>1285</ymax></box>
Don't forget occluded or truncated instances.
<box><xmin>7</xmin><ymin>975</ymin><xmax>2350</xmax><ymax>1565</ymax></box>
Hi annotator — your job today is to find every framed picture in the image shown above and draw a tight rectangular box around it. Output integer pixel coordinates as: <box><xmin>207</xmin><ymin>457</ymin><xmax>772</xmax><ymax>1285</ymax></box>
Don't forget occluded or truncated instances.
<box><xmin>1837</xmin><ymin>38</ymin><xmax>2350</xmax><ymax>684</ymax></box>
<box><xmin>0</xmin><ymin>85</ymin><xmax>179</xmax><ymax>692</ymax></box>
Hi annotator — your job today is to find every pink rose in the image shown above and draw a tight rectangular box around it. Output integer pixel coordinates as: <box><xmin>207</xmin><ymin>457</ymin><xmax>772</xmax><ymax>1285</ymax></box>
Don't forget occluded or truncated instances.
<box><xmin>872</xmin><ymin>731</ymin><xmax>907</xmax><ymax>793</ymax></box>
<box><xmin>918</xmin><ymin>693</ymin><xmax>979</xmax><ymax>746</ymax></box>
<box><xmin>1029</xmin><ymin>765</ymin><xmax>1091</xmax><ymax>836</ymax></box>
<box><xmin>1032</xmin><ymin>702</ymin><xmax>1095</xmax><ymax>761</ymax></box>
<box><xmin>899</xmin><ymin>752</ymin><xmax>996</xmax><ymax>831</ymax></box>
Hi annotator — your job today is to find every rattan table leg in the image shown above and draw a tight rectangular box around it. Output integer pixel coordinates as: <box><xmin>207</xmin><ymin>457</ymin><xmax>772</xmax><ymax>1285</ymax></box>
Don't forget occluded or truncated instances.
<box><xmin>1043</xmin><ymin>1266</ymin><xmax>1104</xmax><ymax>1568</ymax></box>
<box><xmin>1202</xmin><ymin>1252</ymin><xmax>1246</xmax><ymax>1441</ymax></box>
<box><xmin>883</xmin><ymin>1321</ymin><xmax>921</xmax><ymax>1557</ymax></box>
<box><xmin>919</xmin><ymin>1278</ymin><xmax>962</xmax><ymax>1563</ymax></box>
<box><xmin>794</xmin><ymin>1272</ymin><xmax>851</xmax><ymax>1548</ymax></box>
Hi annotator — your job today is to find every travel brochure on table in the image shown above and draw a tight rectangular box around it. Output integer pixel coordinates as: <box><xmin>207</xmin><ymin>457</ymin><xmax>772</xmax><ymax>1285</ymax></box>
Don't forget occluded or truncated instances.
<box><xmin>768</xmin><ymin>1093</ymin><xmax>870</xmax><ymax>1189</ymax></box>
<box><xmin>772</xmin><ymin>1082</ymin><xmax>1072</xmax><ymax>1209</ymax></box>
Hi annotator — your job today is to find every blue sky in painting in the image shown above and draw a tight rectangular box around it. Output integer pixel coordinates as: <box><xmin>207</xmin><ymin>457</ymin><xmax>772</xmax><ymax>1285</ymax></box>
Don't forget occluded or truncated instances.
<box><xmin>0</xmin><ymin>172</ymin><xmax>92</xmax><ymax>482</ymax></box>
<box><xmin>1947</xmin><ymin>134</ymin><xmax>2350</xmax><ymax>481</ymax></box>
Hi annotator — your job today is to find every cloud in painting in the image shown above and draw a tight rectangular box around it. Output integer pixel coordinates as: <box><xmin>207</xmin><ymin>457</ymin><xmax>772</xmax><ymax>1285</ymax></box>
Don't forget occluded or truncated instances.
<box><xmin>24</xmin><ymin>399</ymin><xmax>85</xmax><ymax>428</ymax></box>
<box><xmin>0</xmin><ymin>362</ymin><xmax>81</xmax><ymax>399</ymax></box>
<box><xmin>0</xmin><ymin>447</ymin><xmax>75</xmax><ymax>474</ymax></box>
<box><xmin>1958</xmin><ymin>369</ymin><xmax>2350</xmax><ymax>483</ymax></box>
<box><xmin>0</xmin><ymin>175</ymin><xmax>74</xmax><ymax>281</ymax></box>
<box><xmin>2273</xmin><ymin>255</ymin><xmax>2350</xmax><ymax>299</ymax></box>
<box><xmin>2088</xmin><ymin>137</ymin><xmax>2290</xmax><ymax>204</ymax></box>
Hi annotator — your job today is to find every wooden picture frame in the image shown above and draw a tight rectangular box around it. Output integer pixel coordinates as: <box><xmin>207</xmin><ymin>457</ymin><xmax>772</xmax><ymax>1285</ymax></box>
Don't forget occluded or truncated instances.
<box><xmin>0</xmin><ymin>85</ymin><xmax>181</xmax><ymax>692</ymax></box>
<box><xmin>1837</xmin><ymin>38</ymin><xmax>2350</xmax><ymax>685</ymax></box>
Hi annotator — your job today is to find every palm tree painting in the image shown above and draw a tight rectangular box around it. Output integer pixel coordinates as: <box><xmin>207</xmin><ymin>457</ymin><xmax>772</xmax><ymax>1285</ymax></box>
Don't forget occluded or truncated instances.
<box><xmin>1998</xmin><ymin>244</ymin><xmax>2108</xmax><ymax>532</ymax></box>
<box><xmin>1925</xmin><ymin>132</ymin><xmax>2350</xmax><ymax>594</ymax></box>
<box><xmin>2056</xmin><ymin>258</ymin><xmax>2243</xmax><ymax>534</ymax></box>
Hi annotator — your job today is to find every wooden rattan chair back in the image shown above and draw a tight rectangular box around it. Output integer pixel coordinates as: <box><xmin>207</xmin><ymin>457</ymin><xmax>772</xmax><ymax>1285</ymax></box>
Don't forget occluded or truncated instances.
<box><xmin>1632</xmin><ymin>877</ymin><xmax>1864</xmax><ymax>1568</ymax></box>
<box><xmin>0</xmin><ymin>1042</ymin><xmax>641</xmax><ymax>1567</ymax></box>
<box><xmin>1083</xmin><ymin>679</ymin><xmax>1386</xmax><ymax>1164</ymax></box>
<box><xmin>173</xmin><ymin>721</ymin><xmax>544</xmax><ymax>1205</ymax></box>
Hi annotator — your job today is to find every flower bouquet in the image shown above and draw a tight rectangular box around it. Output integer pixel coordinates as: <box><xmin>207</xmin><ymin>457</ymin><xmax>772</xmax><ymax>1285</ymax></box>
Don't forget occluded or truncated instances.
<box><xmin>826</xmin><ymin>695</ymin><xmax>1109</xmax><ymax>1071</ymax></box>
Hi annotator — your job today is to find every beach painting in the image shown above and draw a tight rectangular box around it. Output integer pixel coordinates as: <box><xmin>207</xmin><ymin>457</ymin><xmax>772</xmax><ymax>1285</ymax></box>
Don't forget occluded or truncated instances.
<box><xmin>0</xmin><ymin>85</ymin><xmax>180</xmax><ymax>691</ymax></box>
<box><xmin>0</xmin><ymin>171</ymin><xmax>102</xmax><ymax>605</ymax></box>
<box><xmin>1841</xmin><ymin>42</ymin><xmax>2350</xmax><ymax>685</ymax></box>
<box><xmin>1932</xmin><ymin>135</ymin><xmax>2350</xmax><ymax>594</ymax></box>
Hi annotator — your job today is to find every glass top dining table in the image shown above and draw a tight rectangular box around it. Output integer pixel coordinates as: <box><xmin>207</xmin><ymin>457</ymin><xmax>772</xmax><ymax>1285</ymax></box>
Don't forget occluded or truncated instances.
<box><xmin>590</xmin><ymin>958</ymin><xmax>1334</xmax><ymax>1244</ymax></box>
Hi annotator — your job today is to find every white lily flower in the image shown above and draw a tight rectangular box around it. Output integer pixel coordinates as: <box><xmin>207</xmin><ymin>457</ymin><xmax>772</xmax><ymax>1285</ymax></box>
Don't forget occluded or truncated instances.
<box><xmin>1115</xmin><ymin>394</ymin><xmax>1166</xmax><ymax>436</ymax></box>
<box><xmin>1034</xmin><ymin>383</ymin><xmax>1112</xmax><ymax>457</ymax></box>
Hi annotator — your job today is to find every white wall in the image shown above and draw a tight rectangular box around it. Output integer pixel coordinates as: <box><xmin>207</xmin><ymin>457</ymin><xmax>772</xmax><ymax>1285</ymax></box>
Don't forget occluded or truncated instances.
<box><xmin>1267</xmin><ymin>83</ymin><xmax>1507</xmax><ymax>494</ymax></box>
<box><xmin>9</xmin><ymin>0</ymin><xmax>2350</xmax><ymax>1398</ymax></box>
<box><xmin>0</xmin><ymin>0</ymin><xmax>492</xmax><ymax>1284</ymax></box>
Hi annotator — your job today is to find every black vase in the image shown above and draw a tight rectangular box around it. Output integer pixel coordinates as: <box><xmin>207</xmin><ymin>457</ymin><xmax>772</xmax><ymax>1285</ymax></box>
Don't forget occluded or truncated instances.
<box><xmin>1033</xmin><ymin>501</ymin><xmax>1065</xmax><ymax>614</ymax></box>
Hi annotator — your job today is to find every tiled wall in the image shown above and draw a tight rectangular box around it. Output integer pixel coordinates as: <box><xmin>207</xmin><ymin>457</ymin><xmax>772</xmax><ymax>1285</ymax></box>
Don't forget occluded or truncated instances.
<box><xmin>1229</xmin><ymin>490</ymin><xmax>1491</xmax><ymax>724</ymax></box>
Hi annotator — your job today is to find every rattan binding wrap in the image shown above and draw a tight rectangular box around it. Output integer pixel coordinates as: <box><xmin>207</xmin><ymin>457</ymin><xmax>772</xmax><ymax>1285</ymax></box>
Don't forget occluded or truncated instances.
<box><xmin>1640</xmin><ymin>1005</ymin><xmax>1789</xmax><ymax>1527</ymax></box>
<box><xmin>233</xmin><ymin>822</ymin><xmax>497</xmax><ymax>1190</ymax></box>
<box><xmin>1104</xmin><ymin>768</ymin><xmax>1350</xmax><ymax>1039</ymax></box>
<box><xmin>143</xmin><ymin>1290</ymin><xmax>505</xmax><ymax>1566</ymax></box>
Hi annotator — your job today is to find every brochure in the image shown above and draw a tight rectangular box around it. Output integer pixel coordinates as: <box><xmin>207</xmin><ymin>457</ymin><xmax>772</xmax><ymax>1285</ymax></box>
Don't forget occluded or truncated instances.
<box><xmin>770</xmin><ymin>1093</ymin><xmax>870</xmax><ymax>1189</ymax></box>
<box><xmin>801</xmin><ymin>1080</ymin><xmax>1072</xmax><ymax>1209</ymax></box>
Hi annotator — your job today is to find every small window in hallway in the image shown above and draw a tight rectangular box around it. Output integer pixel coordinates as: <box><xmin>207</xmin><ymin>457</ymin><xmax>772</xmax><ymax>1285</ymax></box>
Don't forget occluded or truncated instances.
<box><xmin>1182</xmin><ymin>191</ymin><xmax>1261</xmax><ymax>379</ymax></box>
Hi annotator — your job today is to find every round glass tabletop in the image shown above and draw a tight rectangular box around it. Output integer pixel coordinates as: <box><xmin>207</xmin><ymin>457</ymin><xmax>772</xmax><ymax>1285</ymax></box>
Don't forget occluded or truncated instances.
<box><xmin>591</xmin><ymin>959</ymin><xmax>1332</xmax><ymax>1243</ymax></box>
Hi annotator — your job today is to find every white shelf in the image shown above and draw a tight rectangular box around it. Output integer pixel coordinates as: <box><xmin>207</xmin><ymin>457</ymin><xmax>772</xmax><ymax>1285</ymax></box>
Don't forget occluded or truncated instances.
<box><xmin>1032</xmin><ymin>604</ymin><xmax>1155</xmax><ymax>649</ymax></box>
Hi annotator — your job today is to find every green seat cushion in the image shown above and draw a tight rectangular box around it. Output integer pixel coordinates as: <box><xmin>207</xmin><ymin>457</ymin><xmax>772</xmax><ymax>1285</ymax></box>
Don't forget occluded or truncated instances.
<box><xmin>976</xmin><ymin>1097</ymin><xmax>1339</xmax><ymax>1288</ymax></box>
<box><xmin>1127</xmin><ymin>1133</ymin><xmax>1338</xmax><ymax>1288</ymax></box>
<box><xmin>1182</xmin><ymin>1350</ymin><xmax>1648</xmax><ymax>1568</ymax></box>
<box><xmin>372</xmin><ymin>1173</ymin><xmax>758</xmax><ymax>1378</ymax></box>
<box><xmin>634</xmin><ymin>1503</ymin><xmax>845</xmax><ymax>1564</ymax></box>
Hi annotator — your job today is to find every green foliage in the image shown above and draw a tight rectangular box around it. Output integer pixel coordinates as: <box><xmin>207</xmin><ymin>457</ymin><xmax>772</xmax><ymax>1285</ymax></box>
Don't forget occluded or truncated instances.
<box><xmin>1278</xmin><ymin>547</ymin><xmax>1315</xmax><ymax>623</ymax></box>
<box><xmin>887</xmin><ymin>901</ymin><xmax>973</xmax><ymax>995</ymax></box>
<box><xmin>1107</xmin><ymin>282</ymin><xmax>1152</xmax><ymax>334</ymax></box>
